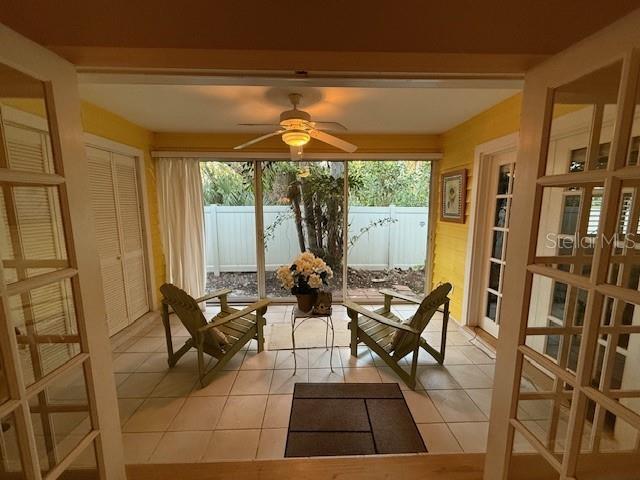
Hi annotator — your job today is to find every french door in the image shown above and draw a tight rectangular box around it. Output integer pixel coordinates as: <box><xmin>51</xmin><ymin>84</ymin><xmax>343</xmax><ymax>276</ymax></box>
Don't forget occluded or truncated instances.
<box><xmin>0</xmin><ymin>25</ymin><xmax>124</xmax><ymax>479</ymax></box>
<box><xmin>479</xmin><ymin>151</ymin><xmax>516</xmax><ymax>338</ymax></box>
<box><xmin>485</xmin><ymin>11</ymin><xmax>640</xmax><ymax>480</ymax></box>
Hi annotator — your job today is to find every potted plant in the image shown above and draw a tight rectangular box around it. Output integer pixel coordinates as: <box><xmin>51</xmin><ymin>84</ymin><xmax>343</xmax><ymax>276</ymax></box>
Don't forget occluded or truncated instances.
<box><xmin>276</xmin><ymin>251</ymin><xmax>333</xmax><ymax>312</ymax></box>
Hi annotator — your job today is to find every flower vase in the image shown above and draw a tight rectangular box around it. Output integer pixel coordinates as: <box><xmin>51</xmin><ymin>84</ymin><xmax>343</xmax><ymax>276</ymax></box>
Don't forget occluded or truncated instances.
<box><xmin>295</xmin><ymin>292</ymin><xmax>317</xmax><ymax>312</ymax></box>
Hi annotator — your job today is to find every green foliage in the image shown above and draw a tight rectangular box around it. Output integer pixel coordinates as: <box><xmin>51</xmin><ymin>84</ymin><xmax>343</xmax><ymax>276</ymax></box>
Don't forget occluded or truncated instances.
<box><xmin>349</xmin><ymin>161</ymin><xmax>431</xmax><ymax>207</ymax></box>
<box><xmin>201</xmin><ymin>160</ymin><xmax>431</xmax><ymax>208</ymax></box>
<box><xmin>200</xmin><ymin>162</ymin><xmax>254</xmax><ymax>206</ymax></box>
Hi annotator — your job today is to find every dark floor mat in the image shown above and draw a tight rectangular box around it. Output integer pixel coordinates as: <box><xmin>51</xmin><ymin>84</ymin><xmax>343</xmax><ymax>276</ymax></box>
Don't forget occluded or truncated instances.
<box><xmin>294</xmin><ymin>382</ymin><xmax>404</xmax><ymax>399</ymax></box>
<box><xmin>286</xmin><ymin>432</ymin><xmax>376</xmax><ymax>457</ymax></box>
<box><xmin>286</xmin><ymin>383</ymin><xmax>426</xmax><ymax>457</ymax></box>
<box><xmin>289</xmin><ymin>398</ymin><xmax>370</xmax><ymax>431</ymax></box>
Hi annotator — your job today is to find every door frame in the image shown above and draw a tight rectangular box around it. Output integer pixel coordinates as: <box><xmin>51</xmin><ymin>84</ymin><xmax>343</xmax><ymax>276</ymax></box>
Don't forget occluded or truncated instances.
<box><xmin>0</xmin><ymin>104</ymin><xmax>158</xmax><ymax>314</ymax></box>
<box><xmin>0</xmin><ymin>24</ymin><xmax>125</xmax><ymax>479</ymax></box>
<box><xmin>463</xmin><ymin>132</ymin><xmax>518</xmax><ymax>330</ymax></box>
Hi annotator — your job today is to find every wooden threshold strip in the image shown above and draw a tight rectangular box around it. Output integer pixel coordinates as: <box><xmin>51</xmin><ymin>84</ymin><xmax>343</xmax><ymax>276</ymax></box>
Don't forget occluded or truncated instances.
<box><xmin>127</xmin><ymin>454</ymin><xmax>485</xmax><ymax>480</ymax></box>
<box><xmin>125</xmin><ymin>454</ymin><xmax>585</xmax><ymax>480</ymax></box>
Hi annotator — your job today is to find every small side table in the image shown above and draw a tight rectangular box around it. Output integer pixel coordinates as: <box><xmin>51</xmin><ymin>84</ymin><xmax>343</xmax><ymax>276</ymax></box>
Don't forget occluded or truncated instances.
<box><xmin>291</xmin><ymin>307</ymin><xmax>335</xmax><ymax>374</ymax></box>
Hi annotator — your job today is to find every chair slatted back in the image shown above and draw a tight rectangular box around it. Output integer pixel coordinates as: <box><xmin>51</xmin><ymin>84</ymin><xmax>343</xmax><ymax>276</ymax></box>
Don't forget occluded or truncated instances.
<box><xmin>160</xmin><ymin>283</ymin><xmax>208</xmax><ymax>339</ymax></box>
<box><xmin>392</xmin><ymin>283</ymin><xmax>452</xmax><ymax>359</ymax></box>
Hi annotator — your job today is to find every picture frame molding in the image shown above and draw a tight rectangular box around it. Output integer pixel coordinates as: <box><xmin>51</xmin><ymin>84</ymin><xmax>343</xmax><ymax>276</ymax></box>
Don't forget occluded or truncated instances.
<box><xmin>440</xmin><ymin>168</ymin><xmax>467</xmax><ymax>223</ymax></box>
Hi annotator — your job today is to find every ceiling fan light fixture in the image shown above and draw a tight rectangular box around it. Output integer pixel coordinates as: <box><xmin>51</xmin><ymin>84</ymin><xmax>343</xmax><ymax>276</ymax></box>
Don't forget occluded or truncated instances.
<box><xmin>282</xmin><ymin>130</ymin><xmax>310</xmax><ymax>147</ymax></box>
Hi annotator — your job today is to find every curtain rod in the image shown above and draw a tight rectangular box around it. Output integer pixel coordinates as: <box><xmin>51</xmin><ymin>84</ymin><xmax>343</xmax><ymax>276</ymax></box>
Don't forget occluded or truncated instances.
<box><xmin>151</xmin><ymin>151</ymin><xmax>442</xmax><ymax>160</ymax></box>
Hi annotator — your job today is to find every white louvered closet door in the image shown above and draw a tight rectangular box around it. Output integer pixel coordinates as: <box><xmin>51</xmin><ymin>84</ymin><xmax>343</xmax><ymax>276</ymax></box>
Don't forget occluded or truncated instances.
<box><xmin>86</xmin><ymin>147</ymin><xmax>149</xmax><ymax>335</ymax></box>
<box><xmin>86</xmin><ymin>146</ymin><xmax>129</xmax><ymax>335</ymax></box>
<box><xmin>113</xmin><ymin>153</ymin><xmax>149</xmax><ymax>321</ymax></box>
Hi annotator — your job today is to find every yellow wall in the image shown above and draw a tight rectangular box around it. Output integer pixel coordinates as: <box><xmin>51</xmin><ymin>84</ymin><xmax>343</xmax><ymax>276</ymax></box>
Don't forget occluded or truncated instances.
<box><xmin>431</xmin><ymin>93</ymin><xmax>523</xmax><ymax>321</ymax></box>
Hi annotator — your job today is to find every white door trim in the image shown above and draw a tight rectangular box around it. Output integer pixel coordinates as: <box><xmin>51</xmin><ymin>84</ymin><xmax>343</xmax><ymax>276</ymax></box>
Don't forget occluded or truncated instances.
<box><xmin>1</xmin><ymin>104</ymin><xmax>158</xmax><ymax>311</ymax></box>
<box><xmin>462</xmin><ymin>132</ymin><xmax>519</xmax><ymax>328</ymax></box>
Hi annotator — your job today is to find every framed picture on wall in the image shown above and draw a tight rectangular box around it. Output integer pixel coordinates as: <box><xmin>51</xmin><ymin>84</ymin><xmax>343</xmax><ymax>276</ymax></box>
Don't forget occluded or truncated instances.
<box><xmin>440</xmin><ymin>169</ymin><xmax>467</xmax><ymax>223</ymax></box>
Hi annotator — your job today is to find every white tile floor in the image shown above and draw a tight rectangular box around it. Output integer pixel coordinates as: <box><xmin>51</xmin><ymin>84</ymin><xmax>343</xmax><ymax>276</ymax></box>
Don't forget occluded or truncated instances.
<box><xmin>112</xmin><ymin>303</ymin><xmax>503</xmax><ymax>463</ymax></box>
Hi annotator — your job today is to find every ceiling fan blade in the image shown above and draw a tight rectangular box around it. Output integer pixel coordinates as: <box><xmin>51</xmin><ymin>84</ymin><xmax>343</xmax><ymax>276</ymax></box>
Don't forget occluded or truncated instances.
<box><xmin>233</xmin><ymin>130</ymin><xmax>284</xmax><ymax>150</ymax></box>
<box><xmin>308</xmin><ymin>129</ymin><xmax>357</xmax><ymax>153</ymax></box>
<box><xmin>311</xmin><ymin>121</ymin><xmax>348</xmax><ymax>132</ymax></box>
<box><xmin>290</xmin><ymin>145</ymin><xmax>304</xmax><ymax>161</ymax></box>
<box><xmin>238</xmin><ymin>123</ymin><xmax>282</xmax><ymax>127</ymax></box>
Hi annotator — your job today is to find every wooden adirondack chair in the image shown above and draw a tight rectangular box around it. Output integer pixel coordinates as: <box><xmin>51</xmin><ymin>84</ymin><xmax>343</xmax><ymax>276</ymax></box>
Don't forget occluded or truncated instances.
<box><xmin>160</xmin><ymin>284</ymin><xmax>269</xmax><ymax>386</ymax></box>
<box><xmin>345</xmin><ymin>283</ymin><xmax>452</xmax><ymax>389</ymax></box>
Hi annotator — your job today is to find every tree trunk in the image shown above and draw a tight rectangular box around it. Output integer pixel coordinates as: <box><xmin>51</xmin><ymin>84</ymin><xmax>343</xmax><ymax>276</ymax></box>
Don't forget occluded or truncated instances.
<box><xmin>300</xmin><ymin>178</ymin><xmax>319</xmax><ymax>251</ymax></box>
<box><xmin>288</xmin><ymin>182</ymin><xmax>306</xmax><ymax>252</ymax></box>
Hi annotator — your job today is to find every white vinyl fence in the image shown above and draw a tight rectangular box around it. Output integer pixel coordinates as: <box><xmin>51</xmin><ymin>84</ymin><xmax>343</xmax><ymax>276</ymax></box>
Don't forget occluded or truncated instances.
<box><xmin>204</xmin><ymin>205</ymin><xmax>428</xmax><ymax>275</ymax></box>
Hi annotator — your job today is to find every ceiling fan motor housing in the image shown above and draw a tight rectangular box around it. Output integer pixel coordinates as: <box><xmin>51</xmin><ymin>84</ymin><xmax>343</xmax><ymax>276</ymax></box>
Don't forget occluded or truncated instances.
<box><xmin>280</xmin><ymin>108</ymin><xmax>312</xmax><ymax>128</ymax></box>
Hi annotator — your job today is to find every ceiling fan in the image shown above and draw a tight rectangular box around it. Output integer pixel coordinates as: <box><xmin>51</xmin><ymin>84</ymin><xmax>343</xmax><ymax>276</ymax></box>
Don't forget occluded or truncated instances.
<box><xmin>233</xmin><ymin>93</ymin><xmax>358</xmax><ymax>160</ymax></box>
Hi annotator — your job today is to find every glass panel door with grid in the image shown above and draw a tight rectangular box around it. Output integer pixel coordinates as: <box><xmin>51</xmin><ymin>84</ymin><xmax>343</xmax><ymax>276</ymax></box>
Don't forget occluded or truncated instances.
<box><xmin>0</xmin><ymin>26</ymin><xmax>124</xmax><ymax>480</ymax></box>
<box><xmin>485</xmin><ymin>12</ymin><xmax>640</xmax><ymax>479</ymax></box>
<box><xmin>479</xmin><ymin>151</ymin><xmax>516</xmax><ymax>338</ymax></box>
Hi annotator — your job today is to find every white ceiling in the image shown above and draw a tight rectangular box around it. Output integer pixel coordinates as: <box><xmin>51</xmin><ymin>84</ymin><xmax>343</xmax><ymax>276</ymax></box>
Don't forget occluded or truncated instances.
<box><xmin>78</xmin><ymin>83</ymin><xmax>520</xmax><ymax>134</ymax></box>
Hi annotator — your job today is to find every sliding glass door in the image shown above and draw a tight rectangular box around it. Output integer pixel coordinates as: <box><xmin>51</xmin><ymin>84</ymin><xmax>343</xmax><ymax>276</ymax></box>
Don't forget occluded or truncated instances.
<box><xmin>201</xmin><ymin>158</ymin><xmax>431</xmax><ymax>302</ymax></box>
<box><xmin>347</xmin><ymin>161</ymin><xmax>431</xmax><ymax>300</ymax></box>
<box><xmin>200</xmin><ymin>161</ymin><xmax>258</xmax><ymax>300</ymax></box>
<box><xmin>262</xmin><ymin>160</ymin><xmax>345</xmax><ymax>300</ymax></box>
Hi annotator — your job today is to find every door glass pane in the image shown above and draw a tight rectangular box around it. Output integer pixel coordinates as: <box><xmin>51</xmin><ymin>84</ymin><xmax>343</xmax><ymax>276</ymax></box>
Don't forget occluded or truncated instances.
<box><xmin>29</xmin><ymin>363</ymin><xmax>92</xmax><ymax>475</ymax></box>
<box><xmin>488</xmin><ymin>261</ymin><xmax>501</xmax><ymax>291</ymax></box>
<box><xmin>486</xmin><ymin>292</ymin><xmax>498</xmax><ymax>321</ymax></box>
<box><xmin>624</xmin><ymin>69</ymin><xmax>640</xmax><ymax>166</ymax></box>
<box><xmin>9</xmin><ymin>278</ymin><xmax>81</xmax><ymax>386</ymax></box>
<box><xmin>516</xmin><ymin>369</ymin><xmax>571</xmax><ymax>455</ymax></box>
<box><xmin>347</xmin><ymin>160</ymin><xmax>430</xmax><ymax>298</ymax></box>
<box><xmin>491</xmin><ymin>230</ymin><xmax>504</xmax><ymax>260</ymax></box>
<box><xmin>497</xmin><ymin>164</ymin><xmax>511</xmax><ymax>195</ymax></box>
<box><xmin>494</xmin><ymin>198</ymin><xmax>508</xmax><ymax>227</ymax></box>
<box><xmin>201</xmin><ymin>161</ymin><xmax>258</xmax><ymax>300</ymax></box>
<box><xmin>593</xmin><ymin>298</ymin><xmax>639</xmax><ymax>418</ymax></box>
<box><xmin>526</xmin><ymin>274</ymin><xmax>587</xmax><ymax>369</ymax></box>
<box><xmin>560</xmin><ymin>195</ymin><xmax>580</xmax><ymax>234</ymax></box>
<box><xmin>0</xmin><ymin>411</ymin><xmax>26</xmax><ymax>478</ymax></box>
<box><xmin>535</xmin><ymin>185</ymin><xmax>603</xmax><ymax>275</ymax></box>
<box><xmin>0</xmin><ymin>185</ymin><xmax>69</xmax><ymax>283</ymax></box>
<box><xmin>63</xmin><ymin>438</ymin><xmax>98</xmax><ymax>478</ymax></box>
<box><xmin>607</xmin><ymin>181</ymin><xmax>640</xmax><ymax>291</ymax></box>
<box><xmin>545</xmin><ymin>61</ymin><xmax>623</xmax><ymax>175</ymax></box>
<box><xmin>264</xmin><ymin>161</ymin><xmax>344</xmax><ymax>299</ymax></box>
<box><xmin>0</xmin><ymin>63</ymin><xmax>55</xmax><ymax>174</ymax></box>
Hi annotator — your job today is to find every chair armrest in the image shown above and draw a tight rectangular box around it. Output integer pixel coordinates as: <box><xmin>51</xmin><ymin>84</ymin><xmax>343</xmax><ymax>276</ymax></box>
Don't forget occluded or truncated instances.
<box><xmin>378</xmin><ymin>289</ymin><xmax>423</xmax><ymax>305</ymax></box>
<box><xmin>344</xmin><ymin>301</ymin><xmax>419</xmax><ymax>335</ymax></box>
<box><xmin>194</xmin><ymin>288</ymin><xmax>233</xmax><ymax>304</ymax></box>
<box><xmin>199</xmin><ymin>299</ymin><xmax>271</xmax><ymax>333</ymax></box>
